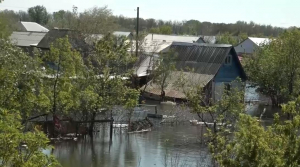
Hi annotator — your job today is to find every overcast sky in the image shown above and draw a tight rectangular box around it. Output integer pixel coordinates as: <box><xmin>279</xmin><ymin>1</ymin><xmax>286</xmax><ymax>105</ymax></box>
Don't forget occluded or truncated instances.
<box><xmin>0</xmin><ymin>0</ymin><xmax>299</xmax><ymax>28</ymax></box>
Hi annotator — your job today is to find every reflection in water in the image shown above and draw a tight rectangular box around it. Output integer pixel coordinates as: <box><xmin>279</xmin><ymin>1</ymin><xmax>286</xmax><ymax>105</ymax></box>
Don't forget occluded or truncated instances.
<box><xmin>53</xmin><ymin>123</ymin><xmax>210</xmax><ymax>167</ymax></box>
<box><xmin>53</xmin><ymin>96</ymin><xmax>279</xmax><ymax>167</ymax></box>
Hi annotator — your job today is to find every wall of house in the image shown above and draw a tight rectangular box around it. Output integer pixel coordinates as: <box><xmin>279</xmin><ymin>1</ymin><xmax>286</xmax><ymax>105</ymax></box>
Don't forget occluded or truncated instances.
<box><xmin>234</xmin><ymin>39</ymin><xmax>258</xmax><ymax>54</ymax></box>
<box><xmin>213</xmin><ymin>52</ymin><xmax>245</xmax><ymax>101</ymax></box>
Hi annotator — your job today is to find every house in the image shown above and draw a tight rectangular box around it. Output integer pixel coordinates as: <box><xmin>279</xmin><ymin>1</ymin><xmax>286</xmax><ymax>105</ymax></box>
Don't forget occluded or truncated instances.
<box><xmin>144</xmin><ymin>34</ymin><xmax>205</xmax><ymax>44</ymax></box>
<box><xmin>113</xmin><ymin>31</ymin><xmax>133</xmax><ymax>40</ymax></box>
<box><xmin>9</xmin><ymin>31</ymin><xmax>47</xmax><ymax>55</ymax></box>
<box><xmin>234</xmin><ymin>37</ymin><xmax>270</xmax><ymax>56</ymax></box>
<box><xmin>85</xmin><ymin>31</ymin><xmax>133</xmax><ymax>45</ymax></box>
<box><xmin>133</xmin><ymin>34</ymin><xmax>206</xmax><ymax>77</ymax></box>
<box><xmin>36</xmin><ymin>29</ymin><xmax>90</xmax><ymax>54</ymax></box>
<box><xmin>17</xmin><ymin>21</ymin><xmax>49</xmax><ymax>32</ymax></box>
<box><xmin>143</xmin><ymin>42</ymin><xmax>246</xmax><ymax>101</ymax></box>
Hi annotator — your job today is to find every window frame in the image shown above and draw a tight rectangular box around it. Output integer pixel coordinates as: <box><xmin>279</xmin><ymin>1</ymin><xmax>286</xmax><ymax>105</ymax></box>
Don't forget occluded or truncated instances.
<box><xmin>224</xmin><ymin>55</ymin><xmax>232</xmax><ymax>65</ymax></box>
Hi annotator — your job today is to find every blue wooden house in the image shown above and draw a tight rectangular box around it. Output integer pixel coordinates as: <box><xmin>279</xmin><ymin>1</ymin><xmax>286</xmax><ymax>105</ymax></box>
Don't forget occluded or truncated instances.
<box><xmin>143</xmin><ymin>42</ymin><xmax>246</xmax><ymax>101</ymax></box>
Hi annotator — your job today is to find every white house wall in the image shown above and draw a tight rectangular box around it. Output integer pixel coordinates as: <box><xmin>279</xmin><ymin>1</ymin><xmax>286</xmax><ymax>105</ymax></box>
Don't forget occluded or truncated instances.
<box><xmin>234</xmin><ymin>39</ymin><xmax>258</xmax><ymax>54</ymax></box>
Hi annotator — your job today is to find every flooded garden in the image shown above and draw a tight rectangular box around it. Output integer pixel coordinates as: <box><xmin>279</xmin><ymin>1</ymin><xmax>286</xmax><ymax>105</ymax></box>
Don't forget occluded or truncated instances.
<box><xmin>48</xmin><ymin>95</ymin><xmax>277</xmax><ymax>167</ymax></box>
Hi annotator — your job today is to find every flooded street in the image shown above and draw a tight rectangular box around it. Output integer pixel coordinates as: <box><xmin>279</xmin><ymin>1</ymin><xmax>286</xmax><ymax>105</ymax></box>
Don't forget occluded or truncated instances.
<box><xmin>52</xmin><ymin>89</ymin><xmax>278</xmax><ymax>167</ymax></box>
<box><xmin>52</xmin><ymin>101</ymin><xmax>212</xmax><ymax>167</ymax></box>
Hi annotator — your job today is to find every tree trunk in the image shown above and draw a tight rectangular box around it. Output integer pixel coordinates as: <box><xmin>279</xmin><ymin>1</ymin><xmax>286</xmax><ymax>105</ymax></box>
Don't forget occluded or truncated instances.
<box><xmin>89</xmin><ymin>112</ymin><xmax>96</xmax><ymax>136</ymax></box>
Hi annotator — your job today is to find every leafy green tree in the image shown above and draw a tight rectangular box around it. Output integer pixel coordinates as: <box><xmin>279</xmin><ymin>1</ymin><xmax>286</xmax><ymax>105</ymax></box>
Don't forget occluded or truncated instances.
<box><xmin>210</xmin><ymin>96</ymin><xmax>300</xmax><ymax>167</ymax></box>
<box><xmin>0</xmin><ymin>109</ymin><xmax>59</xmax><ymax>167</ymax></box>
<box><xmin>245</xmin><ymin>29</ymin><xmax>300</xmax><ymax>106</ymax></box>
<box><xmin>77</xmin><ymin>6</ymin><xmax>117</xmax><ymax>34</ymax></box>
<box><xmin>0</xmin><ymin>39</ymin><xmax>50</xmax><ymax>120</ymax></box>
<box><xmin>83</xmin><ymin>34</ymin><xmax>139</xmax><ymax>134</ymax></box>
<box><xmin>183</xmin><ymin>80</ymin><xmax>245</xmax><ymax>132</ymax></box>
<box><xmin>28</xmin><ymin>5</ymin><xmax>49</xmax><ymax>25</ymax></box>
<box><xmin>159</xmin><ymin>25</ymin><xmax>172</xmax><ymax>35</ymax></box>
<box><xmin>216</xmin><ymin>32</ymin><xmax>239</xmax><ymax>45</ymax></box>
<box><xmin>149</xmin><ymin>27</ymin><xmax>160</xmax><ymax>34</ymax></box>
<box><xmin>152</xmin><ymin>51</ymin><xmax>176</xmax><ymax>100</ymax></box>
<box><xmin>43</xmin><ymin>37</ymin><xmax>84</xmax><ymax>118</ymax></box>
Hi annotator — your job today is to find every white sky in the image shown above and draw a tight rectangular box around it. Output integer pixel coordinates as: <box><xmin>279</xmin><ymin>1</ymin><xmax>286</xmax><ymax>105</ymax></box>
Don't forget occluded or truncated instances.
<box><xmin>0</xmin><ymin>0</ymin><xmax>299</xmax><ymax>28</ymax></box>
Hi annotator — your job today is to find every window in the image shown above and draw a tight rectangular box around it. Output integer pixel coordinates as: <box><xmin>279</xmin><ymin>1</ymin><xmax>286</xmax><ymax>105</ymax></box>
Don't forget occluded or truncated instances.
<box><xmin>224</xmin><ymin>55</ymin><xmax>232</xmax><ymax>65</ymax></box>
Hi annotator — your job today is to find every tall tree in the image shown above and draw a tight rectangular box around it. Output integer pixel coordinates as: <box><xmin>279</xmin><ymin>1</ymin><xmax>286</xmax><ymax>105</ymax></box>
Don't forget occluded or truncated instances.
<box><xmin>245</xmin><ymin>29</ymin><xmax>300</xmax><ymax>106</ymax></box>
<box><xmin>83</xmin><ymin>34</ymin><xmax>139</xmax><ymax>134</ymax></box>
<box><xmin>151</xmin><ymin>51</ymin><xmax>176</xmax><ymax>101</ymax></box>
<box><xmin>43</xmin><ymin>37</ymin><xmax>84</xmax><ymax>120</ymax></box>
<box><xmin>28</xmin><ymin>5</ymin><xmax>49</xmax><ymax>25</ymax></box>
<box><xmin>216</xmin><ymin>32</ymin><xmax>239</xmax><ymax>45</ymax></box>
<box><xmin>77</xmin><ymin>6</ymin><xmax>117</xmax><ymax>34</ymax></box>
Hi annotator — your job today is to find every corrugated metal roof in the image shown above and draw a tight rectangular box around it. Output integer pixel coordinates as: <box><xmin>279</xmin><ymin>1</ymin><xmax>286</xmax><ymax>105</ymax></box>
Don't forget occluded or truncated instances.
<box><xmin>20</xmin><ymin>22</ymin><xmax>49</xmax><ymax>32</ymax></box>
<box><xmin>248</xmin><ymin>37</ymin><xmax>270</xmax><ymax>46</ymax></box>
<box><xmin>143</xmin><ymin>42</ymin><xmax>243</xmax><ymax>99</ymax></box>
<box><xmin>134</xmin><ymin>54</ymin><xmax>159</xmax><ymax>77</ymax></box>
<box><xmin>144</xmin><ymin>71</ymin><xmax>214</xmax><ymax>99</ymax></box>
<box><xmin>145</xmin><ymin>34</ymin><xmax>201</xmax><ymax>43</ymax></box>
<box><xmin>10</xmin><ymin>31</ymin><xmax>47</xmax><ymax>47</ymax></box>
<box><xmin>113</xmin><ymin>31</ymin><xmax>132</xmax><ymax>37</ymax></box>
<box><xmin>37</xmin><ymin>29</ymin><xmax>88</xmax><ymax>51</ymax></box>
<box><xmin>171</xmin><ymin>42</ymin><xmax>232</xmax><ymax>75</ymax></box>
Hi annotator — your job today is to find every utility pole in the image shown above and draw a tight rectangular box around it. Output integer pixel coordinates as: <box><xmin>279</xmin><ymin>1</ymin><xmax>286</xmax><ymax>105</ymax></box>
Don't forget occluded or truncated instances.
<box><xmin>136</xmin><ymin>7</ymin><xmax>139</xmax><ymax>57</ymax></box>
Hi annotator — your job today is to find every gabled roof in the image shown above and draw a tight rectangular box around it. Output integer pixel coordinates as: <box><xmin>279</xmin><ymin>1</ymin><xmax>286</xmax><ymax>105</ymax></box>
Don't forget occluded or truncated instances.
<box><xmin>85</xmin><ymin>31</ymin><xmax>132</xmax><ymax>45</ymax></box>
<box><xmin>37</xmin><ymin>29</ymin><xmax>88</xmax><ymax>51</ymax></box>
<box><xmin>145</xmin><ymin>34</ymin><xmax>201</xmax><ymax>43</ymax></box>
<box><xmin>248</xmin><ymin>37</ymin><xmax>270</xmax><ymax>46</ymax></box>
<box><xmin>143</xmin><ymin>42</ymin><xmax>246</xmax><ymax>99</ymax></box>
<box><xmin>9</xmin><ymin>31</ymin><xmax>47</xmax><ymax>47</ymax></box>
<box><xmin>170</xmin><ymin>42</ymin><xmax>233</xmax><ymax>75</ymax></box>
<box><xmin>18</xmin><ymin>22</ymin><xmax>49</xmax><ymax>32</ymax></box>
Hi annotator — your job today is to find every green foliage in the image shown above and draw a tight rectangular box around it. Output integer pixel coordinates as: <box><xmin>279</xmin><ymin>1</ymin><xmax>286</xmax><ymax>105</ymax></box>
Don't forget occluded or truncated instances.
<box><xmin>86</xmin><ymin>34</ymin><xmax>139</xmax><ymax>110</ymax></box>
<box><xmin>44</xmin><ymin>36</ymin><xmax>84</xmax><ymax>114</ymax></box>
<box><xmin>152</xmin><ymin>51</ymin><xmax>177</xmax><ymax>92</ymax></box>
<box><xmin>245</xmin><ymin>29</ymin><xmax>300</xmax><ymax>105</ymax></box>
<box><xmin>149</xmin><ymin>25</ymin><xmax>172</xmax><ymax>35</ymax></box>
<box><xmin>0</xmin><ymin>15</ymin><xmax>11</xmax><ymax>38</ymax></box>
<box><xmin>159</xmin><ymin>25</ymin><xmax>172</xmax><ymax>35</ymax></box>
<box><xmin>0</xmin><ymin>109</ymin><xmax>59</xmax><ymax>167</ymax></box>
<box><xmin>28</xmin><ymin>5</ymin><xmax>49</xmax><ymax>25</ymax></box>
<box><xmin>0</xmin><ymin>39</ymin><xmax>50</xmax><ymax>118</ymax></box>
<box><xmin>216</xmin><ymin>32</ymin><xmax>239</xmax><ymax>45</ymax></box>
<box><xmin>210</xmin><ymin>96</ymin><xmax>300</xmax><ymax>167</ymax></box>
<box><xmin>186</xmin><ymin>80</ymin><xmax>245</xmax><ymax>128</ymax></box>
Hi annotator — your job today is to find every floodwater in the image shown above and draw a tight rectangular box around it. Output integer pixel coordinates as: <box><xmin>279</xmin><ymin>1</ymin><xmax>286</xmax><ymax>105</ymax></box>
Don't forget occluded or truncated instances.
<box><xmin>52</xmin><ymin>102</ymin><xmax>212</xmax><ymax>167</ymax></box>
<box><xmin>52</xmin><ymin>87</ymin><xmax>278</xmax><ymax>167</ymax></box>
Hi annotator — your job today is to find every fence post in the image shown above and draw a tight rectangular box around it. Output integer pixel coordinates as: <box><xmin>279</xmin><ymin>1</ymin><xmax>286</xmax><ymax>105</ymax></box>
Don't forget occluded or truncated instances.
<box><xmin>110</xmin><ymin>119</ymin><xmax>113</xmax><ymax>141</ymax></box>
<box><xmin>110</xmin><ymin>110</ymin><xmax>113</xmax><ymax>141</ymax></box>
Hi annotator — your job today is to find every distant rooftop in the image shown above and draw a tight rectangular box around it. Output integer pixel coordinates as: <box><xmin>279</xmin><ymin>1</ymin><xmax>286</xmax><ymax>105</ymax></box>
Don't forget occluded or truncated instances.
<box><xmin>18</xmin><ymin>22</ymin><xmax>49</xmax><ymax>32</ymax></box>
<box><xmin>248</xmin><ymin>37</ymin><xmax>270</xmax><ymax>46</ymax></box>
<box><xmin>145</xmin><ymin>34</ymin><xmax>201</xmax><ymax>43</ymax></box>
<box><xmin>113</xmin><ymin>31</ymin><xmax>132</xmax><ymax>37</ymax></box>
<box><xmin>10</xmin><ymin>31</ymin><xmax>47</xmax><ymax>47</ymax></box>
